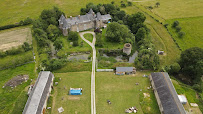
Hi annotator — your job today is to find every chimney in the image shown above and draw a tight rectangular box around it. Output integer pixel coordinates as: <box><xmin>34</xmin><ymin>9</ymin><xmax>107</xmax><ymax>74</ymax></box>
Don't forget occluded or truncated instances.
<box><xmin>70</xmin><ymin>16</ymin><xmax>72</xmax><ymax>20</ymax></box>
<box><xmin>78</xmin><ymin>15</ymin><xmax>80</xmax><ymax>19</ymax></box>
<box><xmin>92</xmin><ymin>12</ymin><xmax>95</xmax><ymax>16</ymax></box>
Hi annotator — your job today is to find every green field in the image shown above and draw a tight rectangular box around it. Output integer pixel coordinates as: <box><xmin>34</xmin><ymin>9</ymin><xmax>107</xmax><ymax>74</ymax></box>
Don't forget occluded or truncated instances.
<box><xmin>96</xmin><ymin>72</ymin><xmax>160</xmax><ymax>114</ymax></box>
<box><xmin>84</xmin><ymin>33</ymin><xmax>93</xmax><ymax>42</ymax></box>
<box><xmin>166</xmin><ymin>17</ymin><xmax>203</xmax><ymax>50</ymax></box>
<box><xmin>0</xmin><ymin>0</ymin><xmax>122</xmax><ymax>26</ymax></box>
<box><xmin>51</xmin><ymin>72</ymin><xmax>91</xmax><ymax>114</ymax></box>
<box><xmin>132</xmin><ymin>0</ymin><xmax>203</xmax><ymax>19</ymax></box>
<box><xmin>0</xmin><ymin>51</ymin><xmax>34</xmax><ymax>70</ymax></box>
<box><xmin>0</xmin><ymin>63</ymin><xmax>35</xmax><ymax>114</ymax></box>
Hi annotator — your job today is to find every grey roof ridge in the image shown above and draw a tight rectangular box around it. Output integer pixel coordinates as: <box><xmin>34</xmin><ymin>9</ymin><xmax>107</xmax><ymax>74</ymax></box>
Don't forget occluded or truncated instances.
<box><xmin>161</xmin><ymin>72</ymin><xmax>186</xmax><ymax>114</ymax></box>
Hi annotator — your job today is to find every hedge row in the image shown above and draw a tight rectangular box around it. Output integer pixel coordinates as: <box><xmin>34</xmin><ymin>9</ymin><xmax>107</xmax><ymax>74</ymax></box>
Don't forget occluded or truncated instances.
<box><xmin>0</xmin><ymin>17</ymin><xmax>32</xmax><ymax>31</ymax></box>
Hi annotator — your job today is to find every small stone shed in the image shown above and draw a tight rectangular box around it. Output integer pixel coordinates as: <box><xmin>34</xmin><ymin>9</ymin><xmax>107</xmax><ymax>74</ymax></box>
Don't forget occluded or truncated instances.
<box><xmin>116</xmin><ymin>67</ymin><xmax>136</xmax><ymax>75</ymax></box>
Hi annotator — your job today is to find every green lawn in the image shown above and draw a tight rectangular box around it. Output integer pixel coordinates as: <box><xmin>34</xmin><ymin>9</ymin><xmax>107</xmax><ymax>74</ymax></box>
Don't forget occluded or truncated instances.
<box><xmin>96</xmin><ymin>71</ymin><xmax>160</xmax><ymax>114</ymax></box>
<box><xmin>0</xmin><ymin>63</ymin><xmax>36</xmax><ymax>114</ymax></box>
<box><xmin>132</xmin><ymin>0</ymin><xmax>203</xmax><ymax>19</ymax></box>
<box><xmin>0</xmin><ymin>0</ymin><xmax>122</xmax><ymax>26</ymax></box>
<box><xmin>51</xmin><ymin>72</ymin><xmax>91</xmax><ymax>114</ymax></box>
<box><xmin>84</xmin><ymin>33</ymin><xmax>93</xmax><ymax>42</ymax></box>
<box><xmin>166</xmin><ymin>17</ymin><xmax>203</xmax><ymax>50</ymax></box>
<box><xmin>58</xmin><ymin>36</ymin><xmax>92</xmax><ymax>55</ymax></box>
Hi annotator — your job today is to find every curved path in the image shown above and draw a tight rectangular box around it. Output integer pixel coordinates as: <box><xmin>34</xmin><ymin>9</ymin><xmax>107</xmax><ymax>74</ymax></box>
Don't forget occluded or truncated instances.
<box><xmin>79</xmin><ymin>31</ymin><xmax>96</xmax><ymax>114</ymax></box>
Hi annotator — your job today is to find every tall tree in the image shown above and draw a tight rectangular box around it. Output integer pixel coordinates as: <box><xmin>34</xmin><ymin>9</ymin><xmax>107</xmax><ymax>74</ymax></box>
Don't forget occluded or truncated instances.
<box><xmin>179</xmin><ymin>47</ymin><xmax>203</xmax><ymax>83</ymax></box>
<box><xmin>156</xmin><ymin>2</ymin><xmax>160</xmax><ymax>7</ymax></box>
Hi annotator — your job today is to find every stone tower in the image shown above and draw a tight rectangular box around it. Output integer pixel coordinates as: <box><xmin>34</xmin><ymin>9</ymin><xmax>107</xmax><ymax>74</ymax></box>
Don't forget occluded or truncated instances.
<box><xmin>123</xmin><ymin>43</ymin><xmax>132</xmax><ymax>55</ymax></box>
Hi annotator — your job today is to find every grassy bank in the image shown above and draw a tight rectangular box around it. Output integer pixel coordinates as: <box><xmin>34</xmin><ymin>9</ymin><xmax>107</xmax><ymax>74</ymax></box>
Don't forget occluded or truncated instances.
<box><xmin>0</xmin><ymin>63</ymin><xmax>35</xmax><ymax>114</ymax></box>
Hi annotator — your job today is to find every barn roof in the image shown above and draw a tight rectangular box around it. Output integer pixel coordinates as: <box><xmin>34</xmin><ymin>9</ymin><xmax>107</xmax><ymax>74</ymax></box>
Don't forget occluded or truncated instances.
<box><xmin>151</xmin><ymin>72</ymin><xmax>186</xmax><ymax>114</ymax></box>
<box><xmin>23</xmin><ymin>71</ymin><xmax>54</xmax><ymax>114</ymax></box>
<box><xmin>116</xmin><ymin>67</ymin><xmax>134</xmax><ymax>72</ymax></box>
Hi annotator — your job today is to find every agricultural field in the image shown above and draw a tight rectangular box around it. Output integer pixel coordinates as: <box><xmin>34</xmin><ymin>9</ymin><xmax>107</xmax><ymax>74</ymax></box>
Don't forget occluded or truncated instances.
<box><xmin>0</xmin><ymin>27</ymin><xmax>32</xmax><ymax>51</ymax></box>
<box><xmin>0</xmin><ymin>63</ymin><xmax>36</xmax><ymax>114</ymax></box>
<box><xmin>131</xmin><ymin>0</ymin><xmax>203</xmax><ymax>19</ymax></box>
<box><xmin>96</xmin><ymin>71</ymin><xmax>160</xmax><ymax>114</ymax></box>
<box><xmin>166</xmin><ymin>17</ymin><xmax>203</xmax><ymax>50</ymax></box>
<box><xmin>130</xmin><ymin>0</ymin><xmax>203</xmax><ymax>50</ymax></box>
<box><xmin>0</xmin><ymin>0</ymin><xmax>122</xmax><ymax>26</ymax></box>
<box><xmin>50</xmin><ymin>72</ymin><xmax>91</xmax><ymax>114</ymax></box>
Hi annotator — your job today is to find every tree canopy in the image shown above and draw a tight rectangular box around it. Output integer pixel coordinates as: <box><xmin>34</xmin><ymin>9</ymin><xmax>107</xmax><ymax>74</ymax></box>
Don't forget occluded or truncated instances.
<box><xmin>179</xmin><ymin>47</ymin><xmax>203</xmax><ymax>83</ymax></box>
<box><xmin>106</xmin><ymin>22</ymin><xmax>134</xmax><ymax>43</ymax></box>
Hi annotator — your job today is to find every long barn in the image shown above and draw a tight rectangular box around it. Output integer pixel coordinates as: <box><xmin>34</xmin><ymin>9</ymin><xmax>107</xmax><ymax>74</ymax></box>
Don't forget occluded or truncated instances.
<box><xmin>23</xmin><ymin>71</ymin><xmax>54</xmax><ymax>114</ymax></box>
<box><xmin>150</xmin><ymin>72</ymin><xmax>186</xmax><ymax>114</ymax></box>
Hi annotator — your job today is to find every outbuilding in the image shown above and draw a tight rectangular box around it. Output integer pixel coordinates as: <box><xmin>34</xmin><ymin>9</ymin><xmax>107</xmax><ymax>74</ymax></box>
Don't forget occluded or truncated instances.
<box><xmin>23</xmin><ymin>71</ymin><xmax>54</xmax><ymax>114</ymax></box>
<box><xmin>178</xmin><ymin>95</ymin><xmax>187</xmax><ymax>104</ymax></box>
<box><xmin>116</xmin><ymin>67</ymin><xmax>136</xmax><ymax>75</ymax></box>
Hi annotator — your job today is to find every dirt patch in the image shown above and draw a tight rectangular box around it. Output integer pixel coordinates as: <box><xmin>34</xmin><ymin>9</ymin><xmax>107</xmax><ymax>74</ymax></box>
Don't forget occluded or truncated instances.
<box><xmin>4</xmin><ymin>75</ymin><xmax>29</xmax><ymax>87</ymax></box>
<box><xmin>68</xmin><ymin>96</ymin><xmax>80</xmax><ymax>100</ymax></box>
<box><xmin>0</xmin><ymin>27</ymin><xmax>32</xmax><ymax>51</ymax></box>
<box><xmin>143</xmin><ymin>93</ymin><xmax>150</xmax><ymax>98</ymax></box>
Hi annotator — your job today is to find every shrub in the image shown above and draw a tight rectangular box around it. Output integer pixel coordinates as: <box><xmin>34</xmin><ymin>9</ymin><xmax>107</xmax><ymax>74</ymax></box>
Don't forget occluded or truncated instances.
<box><xmin>192</xmin><ymin>84</ymin><xmax>202</xmax><ymax>92</ymax></box>
<box><xmin>164</xmin><ymin>24</ymin><xmax>168</xmax><ymax>28</ymax></box>
<box><xmin>178</xmin><ymin>31</ymin><xmax>185</xmax><ymax>38</ymax></box>
<box><xmin>0</xmin><ymin>51</ymin><xmax>7</xmax><ymax>58</ymax></box>
<box><xmin>128</xmin><ymin>2</ymin><xmax>132</xmax><ymax>6</ymax></box>
<box><xmin>172</xmin><ymin>21</ymin><xmax>179</xmax><ymax>28</ymax></box>
<box><xmin>176</xmin><ymin>26</ymin><xmax>182</xmax><ymax>32</ymax></box>
<box><xmin>121</xmin><ymin>3</ymin><xmax>126</xmax><ymax>8</ymax></box>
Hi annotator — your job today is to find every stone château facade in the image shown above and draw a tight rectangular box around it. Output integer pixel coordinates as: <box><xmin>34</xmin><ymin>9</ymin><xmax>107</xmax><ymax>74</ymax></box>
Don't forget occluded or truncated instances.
<box><xmin>58</xmin><ymin>9</ymin><xmax>111</xmax><ymax>36</ymax></box>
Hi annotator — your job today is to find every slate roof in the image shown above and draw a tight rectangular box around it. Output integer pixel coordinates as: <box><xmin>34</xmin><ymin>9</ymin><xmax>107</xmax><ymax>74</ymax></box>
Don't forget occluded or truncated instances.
<box><xmin>151</xmin><ymin>72</ymin><xmax>186</xmax><ymax>114</ymax></box>
<box><xmin>23</xmin><ymin>71</ymin><xmax>54</xmax><ymax>114</ymax></box>
<box><xmin>116</xmin><ymin>67</ymin><xmax>134</xmax><ymax>72</ymax></box>
<box><xmin>59</xmin><ymin>9</ymin><xmax>111</xmax><ymax>29</ymax></box>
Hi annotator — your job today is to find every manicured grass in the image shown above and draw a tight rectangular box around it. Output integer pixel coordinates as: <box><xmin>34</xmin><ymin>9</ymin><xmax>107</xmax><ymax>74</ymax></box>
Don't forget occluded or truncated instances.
<box><xmin>132</xmin><ymin>0</ymin><xmax>203</xmax><ymax>19</ymax></box>
<box><xmin>0</xmin><ymin>0</ymin><xmax>122</xmax><ymax>26</ymax></box>
<box><xmin>166</xmin><ymin>17</ymin><xmax>203</xmax><ymax>50</ymax></box>
<box><xmin>84</xmin><ymin>33</ymin><xmax>93</xmax><ymax>42</ymax></box>
<box><xmin>96</xmin><ymin>71</ymin><xmax>160</xmax><ymax>114</ymax></box>
<box><xmin>0</xmin><ymin>63</ymin><xmax>36</xmax><ymax>114</ymax></box>
<box><xmin>59</xmin><ymin>35</ymin><xmax>92</xmax><ymax>54</ymax></box>
<box><xmin>51</xmin><ymin>72</ymin><xmax>91</xmax><ymax>114</ymax></box>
